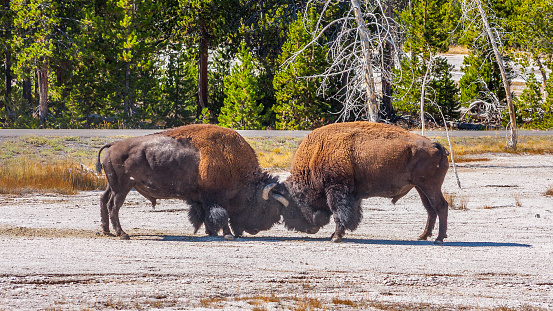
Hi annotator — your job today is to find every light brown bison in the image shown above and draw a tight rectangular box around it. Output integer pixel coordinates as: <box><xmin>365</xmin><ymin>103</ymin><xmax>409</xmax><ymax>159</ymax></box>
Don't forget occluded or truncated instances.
<box><xmin>277</xmin><ymin>121</ymin><xmax>450</xmax><ymax>244</ymax></box>
<box><xmin>96</xmin><ymin>124</ymin><xmax>288</xmax><ymax>240</ymax></box>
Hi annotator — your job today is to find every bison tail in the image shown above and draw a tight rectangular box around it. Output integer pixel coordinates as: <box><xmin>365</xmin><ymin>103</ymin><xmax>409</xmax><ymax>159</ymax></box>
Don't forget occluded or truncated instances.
<box><xmin>433</xmin><ymin>142</ymin><xmax>450</xmax><ymax>157</ymax></box>
<box><xmin>96</xmin><ymin>143</ymin><xmax>113</xmax><ymax>174</ymax></box>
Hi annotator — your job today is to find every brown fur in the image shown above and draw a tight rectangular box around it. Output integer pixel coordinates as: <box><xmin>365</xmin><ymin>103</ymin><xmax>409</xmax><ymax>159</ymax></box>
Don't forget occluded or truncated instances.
<box><xmin>97</xmin><ymin>124</ymin><xmax>283</xmax><ymax>239</ymax></box>
<box><xmin>162</xmin><ymin>124</ymin><xmax>259</xmax><ymax>194</ymax></box>
<box><xmin>282</xmin><ymin>121</ymin><xmax>450</xmax><ymax>244</ymax></box>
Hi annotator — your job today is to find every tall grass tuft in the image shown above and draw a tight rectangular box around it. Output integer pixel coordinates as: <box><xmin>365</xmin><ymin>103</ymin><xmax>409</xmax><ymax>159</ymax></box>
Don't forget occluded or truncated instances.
<box><xmin>546</xmin><ymin>185</ymin><xmax>553</xmax><ymax>197</ymax></box>
<box><xmin>444</xmin><ymin>192</ymin><xmax>468</xmax><ymax>210</ymax></box>
<box><xmin>0</xmin><ymin>157</ymin><xmax>106</xmax><ymax>195</ymax></box>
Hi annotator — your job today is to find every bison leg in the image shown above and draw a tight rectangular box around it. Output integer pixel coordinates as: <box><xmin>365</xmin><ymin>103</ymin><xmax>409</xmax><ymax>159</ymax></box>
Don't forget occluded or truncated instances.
<box><xmin>326</xmin><ymin>185</ymin><xmax>361</xmax><ymax>243</ymax></box>
<box><xmin>203</xmin><ymin>203</ymin><xmax>230</xmax><ymax>238</ymax></box>
<box><xmin>416</xmin><ymin>187</ymin><xmax>448</xmax><ymax>245</ymax></box>
<box><xmin>188</xmin><ymin>202</ymin><xmax>205</xmax><ymax>234</ymax></box>
<box><xmin>109</xmin><ymin>189</ymin><xmax>131</xmax><ymax>240</ymax></box>
<box><xmin>222</xmin><ymin>223</ymin><xmax>235</xmax><ymax>241</ymax></box>
<box><xmin>100</xmin><ymin>187</ymin><xmax>113</xmax><ymax>236</ymax></box>
<box><xmin>228</xmin><ymin>217</ymin><xmax>244</xmax><ymax>238</ymax></box>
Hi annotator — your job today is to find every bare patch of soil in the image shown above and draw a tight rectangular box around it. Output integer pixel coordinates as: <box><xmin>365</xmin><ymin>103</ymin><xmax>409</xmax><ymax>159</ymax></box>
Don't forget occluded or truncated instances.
<box><xmin>1</xmin><ymin>154</ymin><xmax>552</xmax><ymax>310</ymax></box>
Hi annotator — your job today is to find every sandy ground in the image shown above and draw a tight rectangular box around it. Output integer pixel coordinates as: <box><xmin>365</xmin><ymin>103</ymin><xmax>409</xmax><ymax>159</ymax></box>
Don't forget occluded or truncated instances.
<box><xmin>1</xmin><ymin>154</ymin><xmax>552</xmax><ymax>310</ymax></box>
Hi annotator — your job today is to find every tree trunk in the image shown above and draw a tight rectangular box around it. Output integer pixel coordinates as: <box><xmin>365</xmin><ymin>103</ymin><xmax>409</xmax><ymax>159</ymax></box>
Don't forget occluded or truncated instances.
<box><xmin>37</xmin><ymin>58</ymin><xmax>48</xmax><ymax>122</ymax></box>
<box><xmin>535</xmin><ymin>56</ymin><xmax>548</xmax><ymax>102</ymax></box>
<box><xmin>4</xmin><ymin>48</ymin><xmax>12</xmax><ymax>100</ymax></box>
<box><xmin>420</xmin><ymin>58</ymin><xmax>435</xmax><ymax>136</ymax></box>
<box><xmin>351</xmin><ymin>0</ymin><xmax>379</xmax><ymax>123</ymax></box>
<box><xmin>380</xmin><ymin>0</ymin><xmax>395</xmax><ymax>121</ymax></box>
<box><xmin>124</xmin><ymin>61</ymin><xmax>131</xmax><ymax>117</ymax></box>
<box><xmin>3</xmin><ymin>0</ymin><xmax>11</xmax><ymax>107</ymax></box>
<box><xmin>22</xmin><ymin>68</ymin><xmax>32</xmax><ymax>107</ymax></box>
<box><xmin>198</xmin><ymin>20</ymin><xmax>209</xmax><ymax>115</ymax></box>
<box><xmin>475</xmin><ymin>0</ymin><xmax>517</xmax><ymax>150</ymax></box>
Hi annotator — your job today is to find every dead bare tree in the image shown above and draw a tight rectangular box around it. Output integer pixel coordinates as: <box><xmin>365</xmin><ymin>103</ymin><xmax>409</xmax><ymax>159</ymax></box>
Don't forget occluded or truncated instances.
<box><xmin>419</xmin><ymin>55</ymin><xmax>434</xmax><ymax>135</ymax></box>
<box><xmin>283</xmin><ymin>0</ymin><xmax>403</xmax><ymax>123</ymax></box>
<box><xmin>458</xmin><ymin>0</ymin><xmax>517</xmax><ymax>150</ymax></box>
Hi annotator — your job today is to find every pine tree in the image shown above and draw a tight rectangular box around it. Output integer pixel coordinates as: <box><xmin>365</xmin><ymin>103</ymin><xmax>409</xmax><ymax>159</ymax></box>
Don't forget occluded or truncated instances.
<box><xmin>272</xmin><ymin>10</ymin><xmax>334</xmax><ymax>130</ymax></box>
<box><xmin>396</xmin><ymin>0</ymin><xmax>458</xmax><ymax>125</ymax></box>
<box><xmin>393</xmin><ymin>56</ymin><xmax>460</xmax><ymax>122</ymax></box>
<box><xmin>458</xmin><ymin>51</ymin><xmax>506</xmax><ymax>106</ymax></box>
<box><xmin>218</xmin><ymin>41</ymin><xmax>264</xmax><ymax>130</ymax></box>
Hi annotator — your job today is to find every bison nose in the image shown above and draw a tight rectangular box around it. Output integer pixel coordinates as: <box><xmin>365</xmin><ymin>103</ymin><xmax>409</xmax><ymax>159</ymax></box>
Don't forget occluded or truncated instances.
<box><xmin>249</xmin><ymin>229</ymin><xmax>260</xmax><ymax>235</ymax></box>
<box><xmin>305</xmin><ymin>227</ymin><xmax>320</xmax><ymax>234</ymax></box>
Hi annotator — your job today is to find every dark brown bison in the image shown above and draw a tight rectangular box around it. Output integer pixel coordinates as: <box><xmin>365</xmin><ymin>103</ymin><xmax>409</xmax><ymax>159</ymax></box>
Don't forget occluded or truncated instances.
<box><xmin>276</xmin><ymin>121</ymin><xmax>450</xmax><ymax>244</ymax></box>
<box><xmin>96</xmin><ymin>124</ymin><xmax>288</xmax><ymax>240</ymax></box>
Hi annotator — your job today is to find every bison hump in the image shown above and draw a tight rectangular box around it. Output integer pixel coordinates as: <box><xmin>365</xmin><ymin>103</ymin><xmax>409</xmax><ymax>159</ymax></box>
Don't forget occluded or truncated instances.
<box><xmin>163</xmin><ymin>124</ymin><xmax>260</xmax><ymax>190</ymax></box>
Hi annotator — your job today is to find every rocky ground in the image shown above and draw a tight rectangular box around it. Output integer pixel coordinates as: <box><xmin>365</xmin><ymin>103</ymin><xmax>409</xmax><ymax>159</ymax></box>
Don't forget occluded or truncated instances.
<box><xmin>1</xmin><ymin>154</ymin><xmax>552</xmax><ymax>310</ymax></box>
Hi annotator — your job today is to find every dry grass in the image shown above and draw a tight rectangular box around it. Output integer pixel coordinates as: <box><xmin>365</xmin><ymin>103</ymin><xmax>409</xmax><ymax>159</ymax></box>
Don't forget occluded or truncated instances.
<box><xmin>1</xmin><ymin>133</ymin><xmax>553</xmax><ymax>194</ymax></box>
<box><xmin>245</xmin><ymin>137</ymin><xmax>302</xmax><ymax>170</ymax></box>
<box><xmin>545</xmin><ymin>186</ymin><xmax>553</xmax><ymax>197</ymax></box>
<box><xmin>436</xmin><ymin>136</ymin><xmax>553</xmax><ymax>158</ymax></box>
<box><xmin>515</xmin><ymin>193</ymin><xmax>523</xmax><ymax>207</ymax></box>
<box><xmin>444</xmin><ymin>192</ymin><xmax>469</xmax><ymax>210</ymax></box>
<box><xmin>43</xmin><ymin>293</ymin><xmax>550</xmax><ymax>311</ymax></box>
<box><xmin>0</xmin><ymin>157</ymin><xmax>106</xmax><ymax>194</ymax></box>
<box><xmin>446</xmin><ymin>45</ymin><xmax>470</xmax><ymax>54</ymax></box>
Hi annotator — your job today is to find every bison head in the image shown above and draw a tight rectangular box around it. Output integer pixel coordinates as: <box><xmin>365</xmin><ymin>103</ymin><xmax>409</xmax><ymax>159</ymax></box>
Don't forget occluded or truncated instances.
<box><xmin>227</xmin><ymin>179</ymin><xmax>289</xmax><ymax>236</ymax></box>
<box><xmin>264</xmin><ymin>182</ymin><xmax>329</xmax><ymax>235</ymax></box>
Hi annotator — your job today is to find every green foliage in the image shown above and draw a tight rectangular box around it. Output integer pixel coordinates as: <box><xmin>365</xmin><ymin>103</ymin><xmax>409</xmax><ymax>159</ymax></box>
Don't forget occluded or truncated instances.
<box><xmin>272</xmin><ymin>10</ymin><xmax>335</xmax><ymax>130</ymax></box>
<box><xmin>207</xmin><ymin>46</ymin><xmax>233</xmax><ymax>119</ymax></box>
<box><xmin>149</xmin><ymin>45</ymin><xmax>198</xmax><ymax>127</ymax></box>
<box><xmin>458</xmin><ymin>51</ymin><xmax>507</xmax><ymax>107</ymax></box>
<box><xmin>393</xmin><ymin>56</ymin><xmax>460</xmax><ymax>122</ymax></box>
<box><xmin>218</xmin><ymin>41</ymin><xmax>264</xmax><ymax>130</ymax></box>
<box><xmin>401</xmin><ymin>0</ymin><xmax>454</xmax><ymax>58</ymax></box>
<box><xmin>513</xmin><ymin>74</ymin><xmax>553</xmax><ymax>129</ymax></box>
<box><xmin>396</xmin><ymin>0</ymin><xmax>459</xmax><ymax>124</ymax></box>
<box><xmin>0</xmin><ymin>0</ymin><xmax>551</xmax><ymax>129</ymax></box>
<box><xmin>10</xmin><ymin>0</ymin><xmax>57</xmax><ymax>73</ymax></box>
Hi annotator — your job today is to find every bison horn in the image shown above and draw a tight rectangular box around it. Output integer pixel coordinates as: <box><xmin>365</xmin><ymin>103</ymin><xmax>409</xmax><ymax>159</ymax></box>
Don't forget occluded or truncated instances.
<box><xmin>262</xmin><ymin>183</ymin><xmax>289</xmax><ymax>207</ymax></box>
<box><xmin>272</xmin><ymin>193</ymin><xmax>289</xmax><ymax>207</ymax></box>
<box><xmin>262</xmin><ymin>183</ymin><xmax>277</xmax><ymax>201</ymax></box>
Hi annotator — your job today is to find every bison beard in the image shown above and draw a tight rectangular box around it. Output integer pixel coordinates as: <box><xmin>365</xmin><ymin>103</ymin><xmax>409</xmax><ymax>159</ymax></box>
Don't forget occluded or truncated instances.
<box><xmin>280</xmin><ymin>121</ymin><xmax>450</xmax><ymax>245</ymax></box>
<box><xmin>96</xmin><ymin>124</ymin><xmax>286</xmax><ymax>240</ymax></box>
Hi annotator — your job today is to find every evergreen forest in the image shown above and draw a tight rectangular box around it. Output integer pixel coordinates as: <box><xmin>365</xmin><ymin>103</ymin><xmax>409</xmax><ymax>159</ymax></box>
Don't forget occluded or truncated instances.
<box><xmin>1</xmin><ymin>0</ymin><xmax>552</xmax><ymax>130</ymax></box>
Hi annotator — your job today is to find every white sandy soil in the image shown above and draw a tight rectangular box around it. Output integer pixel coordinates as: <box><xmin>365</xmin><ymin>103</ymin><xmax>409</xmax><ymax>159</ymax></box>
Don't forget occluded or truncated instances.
<box><xmin>0</xmin><ymin>154</ymin><xmax>552</xmax><ymax>310</ymax></box>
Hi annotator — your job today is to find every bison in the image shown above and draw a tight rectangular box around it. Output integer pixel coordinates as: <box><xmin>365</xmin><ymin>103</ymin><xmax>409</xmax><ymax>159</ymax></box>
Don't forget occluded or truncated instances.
<box><xmin>96</xmin><ymin>124</ymin><xmax>289</xmax><ymax>240</ymax></box>
<box><xmin>275</xmin><ymin>121</ymin><xmax>450</xmax><ymax>245</ymax></box>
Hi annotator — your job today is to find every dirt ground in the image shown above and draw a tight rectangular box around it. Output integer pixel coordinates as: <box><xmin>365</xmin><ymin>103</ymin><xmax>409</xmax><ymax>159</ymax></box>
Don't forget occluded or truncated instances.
<box><xmin>1</xmin><ymin>154</ymin><xmax>552</xmax><ymax>310</ymax></box>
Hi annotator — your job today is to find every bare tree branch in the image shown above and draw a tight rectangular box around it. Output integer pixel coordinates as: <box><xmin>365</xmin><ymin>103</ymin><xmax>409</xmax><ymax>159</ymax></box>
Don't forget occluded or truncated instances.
<box><xmin>281</xmin><ymin>0</ymin><xmax>404</xmax><ymax>123</ymax></box>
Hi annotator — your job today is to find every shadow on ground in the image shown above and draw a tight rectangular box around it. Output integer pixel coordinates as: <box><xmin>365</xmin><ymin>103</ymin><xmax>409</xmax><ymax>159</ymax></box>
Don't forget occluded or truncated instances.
<box><xmin>133</xmin><ymin>234</ymin><xmax>532</xmax><ymax>248</ymax></box>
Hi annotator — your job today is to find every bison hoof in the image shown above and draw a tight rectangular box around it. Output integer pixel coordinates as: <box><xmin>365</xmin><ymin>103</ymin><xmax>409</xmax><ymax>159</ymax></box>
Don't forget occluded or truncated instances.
<box><xmin>224</xmin><ymin>234</ymin><xmax>235</xmax><ymax>241</ymax></box>
<box><xmin>433</xmin><ymin>239</ymin><xmax>443</xmax><ymax>245</ymax></box>
<box><xmin>306</xmin><ymin>227</ymin><xmax>320</xmax><ymax>234</ymax></box>
<box><xmin>102</xmin><ymin>231</ymin><xmax>115</xmax><ymax>237</ymax></box>
<box><xmin>331</xmin><ymin>236</ymin><xmax>342</xmax><ymax>243</ymax></box>
<box><xmin>119</xmin><ymin>234</ymin><xmax>130</xmax><ymax>240</ymax></box>
<box><xmin>418</xmin><ymin>235</ymin><xmax>429</xmax><ymax>241</ymax></box>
